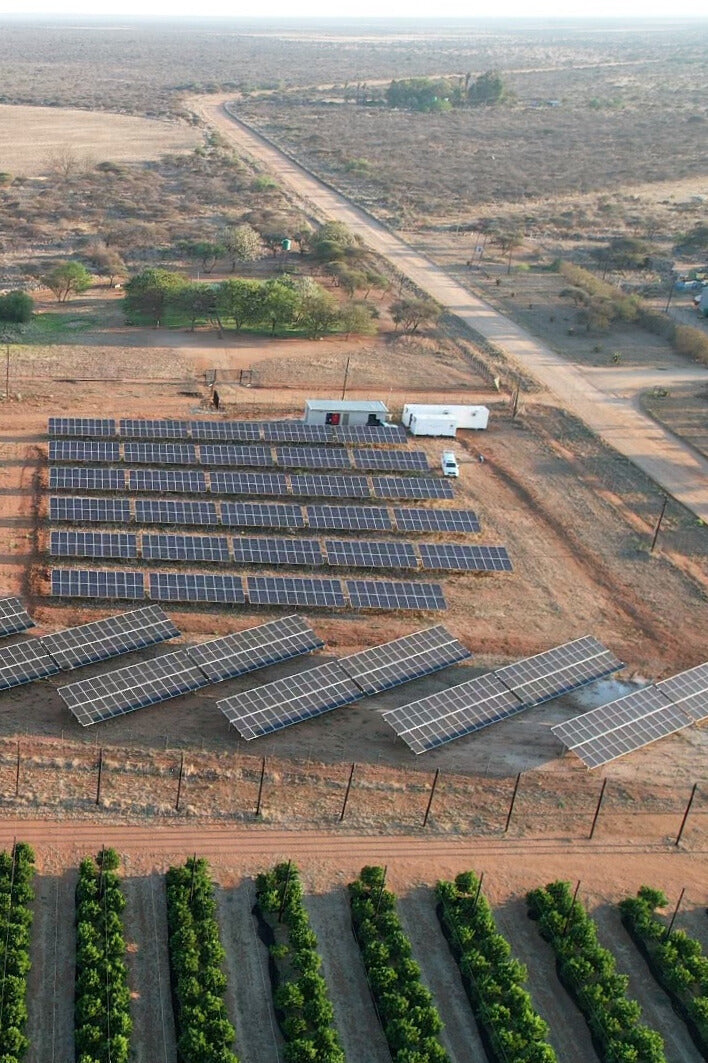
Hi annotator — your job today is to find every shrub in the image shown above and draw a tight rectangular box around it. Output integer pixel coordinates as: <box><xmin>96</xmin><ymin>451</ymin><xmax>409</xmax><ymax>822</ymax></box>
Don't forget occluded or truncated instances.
<box><xmin>0</xmin><ymin>290</ymin><xmax>33</xmax><ymax>323</ymax></box>
<box><xmin>0</xmin><ymin>843</ymin><xmax>35</xmax><ymax>1062</ymax></box>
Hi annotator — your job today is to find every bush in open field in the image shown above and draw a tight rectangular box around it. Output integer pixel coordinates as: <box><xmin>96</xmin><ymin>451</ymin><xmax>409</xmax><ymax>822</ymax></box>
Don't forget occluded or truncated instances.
<box><xmin>0</xmin><ymin>842</ymin><xmax>35</xmax><ymax>1063</ymax></box>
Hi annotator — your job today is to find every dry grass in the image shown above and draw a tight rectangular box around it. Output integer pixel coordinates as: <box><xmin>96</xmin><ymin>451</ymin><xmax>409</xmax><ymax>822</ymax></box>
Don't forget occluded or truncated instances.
<box><xmin>0</xmin><ymin>104</ymin><xmax>200</xmax><ymax>177</ymax></box>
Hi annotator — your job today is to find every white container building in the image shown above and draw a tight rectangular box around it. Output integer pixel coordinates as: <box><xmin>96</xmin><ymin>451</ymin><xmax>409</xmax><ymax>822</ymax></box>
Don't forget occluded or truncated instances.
<box><xmin>304</xmin><ymin>399</ymin><xmax>391</xmax><ymax>427</ymax></box>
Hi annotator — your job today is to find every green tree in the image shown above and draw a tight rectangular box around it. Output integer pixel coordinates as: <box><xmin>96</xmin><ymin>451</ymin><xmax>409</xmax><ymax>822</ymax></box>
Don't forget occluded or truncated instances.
<box><xmin>391</xmin><ymin>296</ymin><xmax>441</xmax><ymax>332</ymax></box>
<box><xmin>263</xmin><ymin>278</ymin><xmax>299</xmax><ymax>334</ymax></box>
<box><xmin>42</xmin><ymin>261</ymin><xmax>92</xmax><ymax>302</ymax></box>
<box><xmin>299</xmin><ymin>286</ymin><xmax>339</xmax><ymax>339</ymax></box>
<box><xmin>123</xmin><ymin>268</ymin><xmax>185</xmax><ymax>325</ymax></box>
<box><xmin>0</xmin><ymin>290</ymin><xmax>33</xmax><ymax>323</ymax></box>
<box><xmin>219</xmin><ymin>278</ymin><xmax>263</xmax><ymax>330</ymax></box>
<box><xmin>468</xmin><ymin>71</ymin><xmax>505</xmax><ymax>106</ymax></box>
<box><xmin>223</xmin><ymin>223</ymin><xmax>261</xmax><ymax>271</ymax></box>
<box><xmin>339</xmin><ymin>300</ymin><xmax>378</xmax><ymax>338</ymax></box>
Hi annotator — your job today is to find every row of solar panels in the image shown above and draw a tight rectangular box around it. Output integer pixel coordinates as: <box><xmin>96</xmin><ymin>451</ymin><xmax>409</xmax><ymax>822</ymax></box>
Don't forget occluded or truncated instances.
<box><xmin>50</xmin><ymin>569</ymin><xmax>447</xmax><ymax>610</ymax></box>
<box><xmin>49</xmin><ymin>467</ymin><xmax>453</xmax><ymax>501</ymax></box>
<box><xmin>59</xmin><ymin>622</ymin><xmax>471</xmax><ymax>727</ymax></box>
<box><xmin>49</xmin><ymin>442</ymin><xmax>429</xmax><ymax>473</ymax></box>
<box><xmin>552</xmin><ymin>662</ymin><xmax>708</xmax><ymax>768</ymax></box>
<box><xmin>0</xmin><ymin>596</ymin><xmax>35</xmax><ymax>639</ymax></box>
<box><xmin>49</xmin><ymin>498</ymin><xmax>480</xmax><ymax>533</ymax></box>
<box><xmin>48</xmin><ymin>417</ymin><xmax>408</xmax><ymax>446</ymax></box>
<box><xmin>49</xmin><ymin>532</ymin><xmax>513</xmax><ymax>573</ymax></box>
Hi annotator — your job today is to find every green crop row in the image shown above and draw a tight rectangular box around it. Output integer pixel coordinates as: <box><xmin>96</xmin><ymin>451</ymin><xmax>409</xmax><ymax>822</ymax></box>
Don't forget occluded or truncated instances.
<box><xmin>349</xmin><ymin>865</ymin><xmax>449</xmax><ymax>1063</ymax></box>
<box><xmin>165</xmin><ymin>857</ymin><xmax>238</xmax><ymax>1063</ymax></box>
<box><xmin>436</xmin><ymin>872</ymin><xmax>557</xmax><ymax>1063</ymax></box>
<box><xmin>255</xmin><ymin>861</ymin><xmax>345</xmax><ymax>1063</ymax></box>
<box><xmin>0</xmin><ymin>842</ymin><xmax>35</xmax><ymax>1063</ymax></box>
<box><xmin>527</xmin><ymin>881</ymin><xmax>667</xmax><ymax>1063</ymax></box>
<box><xmin>620</xmin><ymin>886</ymin><xmax>708</xmax><ymax>1053</ymax></box>
<box><xmin>74</xmin><ymin>848</ymin><xmax>132</xmax><ymax>1063</ymax></box>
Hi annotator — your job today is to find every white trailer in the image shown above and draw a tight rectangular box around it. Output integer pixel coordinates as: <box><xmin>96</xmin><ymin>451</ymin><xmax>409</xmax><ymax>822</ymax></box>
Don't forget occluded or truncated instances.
<box><xmin>407</xmin><ymin>413</ymin><xmax>458</xmax><ymax>437</ymax></box>
<box><xmin>402</xmin><ymin>403</ymin><xmax>489</xmax><ymax>430</ymax></box>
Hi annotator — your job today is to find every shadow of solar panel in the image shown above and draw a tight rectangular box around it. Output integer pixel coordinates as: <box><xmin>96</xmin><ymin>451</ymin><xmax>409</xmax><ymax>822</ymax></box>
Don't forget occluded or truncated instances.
<box><xmin>149</xmin><ymin>572</ymin><xmax>245</xmax><ymax>603</ymax></box>
<box><xmin>371</xmin><ymin>477</ymin><xmax>454</xmax><ymax>500</ymax></box>
<box><xmin>339</xmin><ymin>624</ymin><xmax>471</xmax><ymax>695</ymax></box>
<box><xmin>247</xmin><ymin>576</ymin><xmax>345</xmax><ymax>607</ymax></box>
<box><xmin>332</xmin><ymin>424</ymin><xmax>407</xmax><ymax>445</ymax></box>
<box><xmin>382</xmin><ymin>673</ymin><xmax>525</xmax><ymax>754</ymax></box>
<box><xmin>306</xmin><ymin>505</ymin><xmax>393</xmax><ymax>532</ymax></box>
<box><xmin>232</xmin><ymin>537</ymin><xmax>323</xmax><ymax>566</ymax></box>
<box><xmin>0</xmin><ymin>640</ymin><xmax>60</xmax><ymax>691</ymax></box>
<box><xmin>119</xmin><ymin>419</ymin><xmax>190</xmax><ymax>439</ymax></box>
<box><xmin>220</xmin><ymin>502</ymin><xmax>305</xmax><ymax>529</ymax></box>
<box><xmin>656</xmin><ymin>662</ymin><xmax>708</xmax><ymax>721</ymax></box>
<box><xmin>494</xmin><ymin>636</ymin><xmax>624</xmax><ymax>708</ymax></box>
<box><xmin>141</xmin><ymin>534</ymin><xmax>230</xmax><ymax>562</ymax></box>
<box><xmin>124</xmin><ymin>442</ymin><xmax>197</xmax><ymax>465</ymax></box>
<box><xmin>324</xmin><ymin>539</ymin><xmax>418</xmax><ymax>569</ymax></box>
<box><xmin>58</xmin><ymin>649</ymin><xmax>209</xmax><ymax>725</ymax></box>
<box><xmin>51</xmin><ymin>569</ymin><xmax>145</xmax><ymax>600</ymax></box>
<box><xmin>393</xmin><ymin>508</ymin><xmax>480</xmax><ymax>534</ymax></box>
<box><xmin>128</xmin><ymin>469</ymin><xmax>207</xmax><ymax>494</ymax></box>
<box><xmin>199</xmin><ymin>445</ymin><xmax>273</xmax><ymax>467</ymax></box>
<box><xmin>49</xmin><ymin>418</ymin><xmax>116</xmax><ymax>438</ymax></box>
<box><xmin>418</xmin><ymin>544</ymin><xmax>513</xmax><ymax>572</ymax></box>
<box><xmin>49</xmin><ymin>467</ymin><xmax>126</xmax><ymax>492</ymax></box>
<box><xmin>346</xmin><ymin>580</ymin><xmax>446</xmax><ymax>611</ymax></box>
<box><xmin>186</xmin><ymin>614</ymin><xmax>324</xmax><ymax>683</ymax></box>
<box><xmin>41</xmin><ymin>605</ymin><xmax>180</xmax><ymax>670</ymax></box>
<box><xmin>49</xmin><ymin>440</ymin><xmax>121</xmax><ymax>463</ymax></box>
<box><xmin>50</xmin><ymin>531</ymin><xmax>138</xmax><ymax>560</ymax></box>
<box><xmin>0</xmin><ymin>597</ymin><xmax>34</xmax><ymax>638</ymax></box>
<box><xmin>50</xmin><ymin>497</ymin><xmax>133</xmax><ymax>524</ymax></box>
<box><xmin>262</xmin><ymin>423</ymin><xmax>331</xmax><ymax>444</ymax></box>
<box><xmin>353</xmin><ymin>449</ymin><xmax>429</xmax><ymax>472</ymax></box>
<box><xmin>274</xmin><ymin>447</ymin><xmax>351</xmax><ymax>470</ymax></box>
<box><xmin>217</xmin><ymin>660</ymin><xmax>362</xmax><ymax>739</ymax></box>
<box><xmin>134</xmin><ymin>500</ymin><xmax>218</xmax><ymax>526</ymax></box>
<box><xmin>289</xmin><ymin>474</ymin><xmax>371</xmax><ymax>499</ymax></box>
<box><xmin>209</xmin><ymin>471</ymin><xmax>290</xmax><ymax>496</ymax></box>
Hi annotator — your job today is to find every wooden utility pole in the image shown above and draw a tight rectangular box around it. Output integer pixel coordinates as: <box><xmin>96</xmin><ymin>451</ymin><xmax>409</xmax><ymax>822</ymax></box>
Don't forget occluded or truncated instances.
<box><xmin>675</xmin><ymin>784</ymin><xmax>698</xmax><ymax>847</ymax></box>
<box><xmin>650</xmin><ymin>496</ymin><xmax>668</xmax><ymax>553</ymax></box>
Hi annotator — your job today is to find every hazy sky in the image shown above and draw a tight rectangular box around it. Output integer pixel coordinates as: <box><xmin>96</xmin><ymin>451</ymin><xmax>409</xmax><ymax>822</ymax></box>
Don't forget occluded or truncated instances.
<box><xmin>0</xmin><ymin>4</ymin><xmax>706</xmax><ymax>18</ymax></box>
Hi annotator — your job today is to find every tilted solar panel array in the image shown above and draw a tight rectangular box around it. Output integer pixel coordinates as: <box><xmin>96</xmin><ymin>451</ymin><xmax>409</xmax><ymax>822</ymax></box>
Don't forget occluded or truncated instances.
<box><xmin>148</xmin><ymin>572</ymin><xmax>246</xmax><ymax>604</ymax></box>
<box><xmin>51</xmin><ymin>568</ymin><xmax>145</xmax><ymax>600</ymax></box>
<box><xmin>50</xmin><ymin>531</ymin><xmax>138</xmax><ymax>560</ymax></box>
<box><xmin>0</xmin><ymin>596</ymin><xmax>35</xmax><ymax>638</ymax></box>
<box><xmin>392</xmin><ymin>508</ymin><xmax>481</xmax><ymax>533</ymax></box>
<box><xmin>48</xmin><ymin>418</ymin><xmax>116</xmax><ymax>438</ymax></box>
<box><xmin>338</xmin><ymin>625</ymin><xmax>471</xmax><ymax>695</ymax></box>
<box><xmin>50</xmin><ymin>467</ymin><xmax>127</xmax><ymax>492</ymax></box>
<box><xmin>347</xmin><ymin>580</ymin><xmax>447</xmax><ymax>611</ymax></box>
<box><xmin>128</xmin><ymin>469</ymin><xmax>207</xmax><ymax>494</ymax></box>
<box><xmin>50</xmin><ymin>417</ymin><xmax>409</xmax><ymax>446</ymax></box>
<box><xmin>41</xmin><ymin>605</ymin><xmax>180</xmax><ymax>670</ymax></box>
<box><xmin>50</xmin><ymin>497</ymin><xmax>132</xmax><ymax>524</ymax></box>
<box><xmin>231</xmin><ymin>537</ymin><xmax>324</xmax><ymax>567</ymax></box>
<box><xmin>324</xmin><ymin>539</ymin><xmax>418</xmax><ymax>569</ymax></box>
<box><xmin>0</xmin><ymin>640</ymin><xmax>60</xmax><ymax>691</ymax></box>
<box><xmin>246</xmin><ymin>576</ymin><xmax>346</xmax><ymax>608</ymax></box>
<box><xmin>141</xmin><ymin>534</ymin><xmax>230</xmax><ymax>563</ymax></box>
<box><xmin>186</xmin><ymin>615</ymin><xmax>323</xmax><ymax>683</ymax></box>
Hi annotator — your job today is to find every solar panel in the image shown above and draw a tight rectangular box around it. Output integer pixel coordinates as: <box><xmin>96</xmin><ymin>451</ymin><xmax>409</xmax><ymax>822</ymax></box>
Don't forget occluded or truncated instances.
<box><xmin>306</xmin><ymin>505</ymin><xmax>393</xmax><ymax>532</ymax></box>
<box><xmin>0</xmin><ymin>640</ymin><xmax>60</xmax><ymax>691</ymax></box>
<box><xmin>51</xmin><ymin>568</ymin><xmax>145</xmax><ymax>600</ymax></box>
<box><xmin>339</xmin><ymin>624</ymin><xmax>471</xmax><ymax>695</ymax></box>
<box><xmin>324</xmin><ymin>539</ymin><xmax>418</xmax><ymax>569</ymax></box>
<box><xmin>352</xmin><ymin>449</ymin><xmax>429</xmax><ymax>472</ymax></box>
<box><xmin>49</xmin><ymin>466</ymin><xmax>126</xmax><ymax>492</ymax></box>
<box><xmin>128</xmin><ymin>469</ymin><xmax>207</xmax><ymax>494</ymax></box>
<box><xmin>246</xmin><ymin>576</ymin><xmax>346</xmax><ymax>608</ymax></box>
<box><xmin>141</xmin><ymin>533</ymin><xmax>230</xmax><ymax>562</ymax></box>
<box><xmin>49</xmin><ymin>497</ymin><xmax>132</xmax><ymax>524</ymax></box>
<box><xmin>119</xmin><ymin>419</ymin><xmax>190</xmax><ymax>439</ymax></box>
<box><xmin>393</xmin><ymin>508</ymin><xmax>481</xmax><ymax>534</ymax></box>
<box><xmin>371</xmin><ymin>476</ymin><xmax>454</xmax><ymax>500</ymax></box>
<box><xmin>41</xmin><ymin>605</ymin><xmax>180</xmax><ymax>670</ymax></box>
<box><xmin>289</xmin><ymin>474</ymin><xmax>371</xmax><ymax>499</ymax></box>
<box><xmin>190</xmin><ymin>420</ymin><xmax>263</xmax><ymax>442</ymax></box>
<box><xmin>231</xmin><ymin>537</ymin><xmax>324</xmax><ymax>567</ymax></box>
<box><xmin>274</xmin><ymin>446</ymin><xmax>351</xmax><ymax>470</ymax></box>
<box><xmin>346</xmin><ymin>579</ymin><xmax>447</xmax><ymax>611</ymax></box>
<box><xmin>382</xmin><ymin>673</ymin><xmax>526</xmax><ymax>754</ymax></box>
<box><xmin>49</xmin><ymin>440</ymin><xmax>121</xmax><ymax>463</ymax></box>
<box><xmin>0</xmin><ymin>597</ymin><xmax>34</xmax><ymax>638</ymax></box>
<box><xmin>552</xmin><ymin>686</ymin><xmax>672</xmax><ymax>749</ymax></box>
<box><xmin>50</xmin><ymin>531</ymin><xmax>138</xmax><ymax>560</ymax></box>
<box><xmin>262</xmin><ymin>422</ymin><xmax>331</xmax><ymax>444</ymax></box>
<box><xmin>217</xmin><ymin>660</ymin><xmax>362</xmax><ymax>740</ymax></box>
<box><xmin>149</xmin><ymin>572</ymin><xmax>246</xmax><ymax>604</ymax></box>
<box><xmin>418</xmin><ymin>544</ymin><xmax>513</xmax><ymax>572</ymax></box>
<box><xmin>48</xmin><ymin>418</ymin><xmax>116</xmax><ymax>438</ymax></box>
<box><xmin>186</xmin><ymin>614</ymin><xmax>324</xmax><ymax>683</ymax></box>
<box><xmin>220</xmin><ymin>502</ymin><xmax>305</xmax><ymax>530</ymax></box>
<box><xmin>199</xmin><ymin>445</ymin><xmax>274</xmax><ymax>467</ymax></box>
<box><xmin>494</xmin><ymin>636</ymin><xmax>623</xmax><ymax>708</ymax></box>
<box><xmin>332</xmin><ymin>424</ymin><xmax>407</xmax><ymax>445</ymax></box>
<box><xmin>58</xmin><ymin>649</ymin><xmax>209</xmax><ymax>726</ymax></box>
<box><xmin>134</xmin><ymin>499</ymin><xmax>219</xmax><ymax>526</ymax></box>
<box><xmin>656</xmin><ymin>662</ymin><xmax>708</xmax><ymax>721</ymax></box>
<box><xmin>124</xmin><ymin>442</ymin><xmax>197</xmax><ymax>465</ymax></box>
<box><xmin>209</xmin><ymin>471</ymin><xmax>289</xmax><ymax>496</ymax></box>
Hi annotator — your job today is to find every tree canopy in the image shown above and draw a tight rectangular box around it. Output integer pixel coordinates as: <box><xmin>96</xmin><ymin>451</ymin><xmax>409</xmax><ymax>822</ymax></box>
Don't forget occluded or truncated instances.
<box><xmin>0</xmin><ymin>290</ymin><xmax>33</xmax><ymax>323</ymax></box>
<box><xmin>42</xmin><ymin>261</ymin><xmax>92</xmax><ymax>302</ymax></box>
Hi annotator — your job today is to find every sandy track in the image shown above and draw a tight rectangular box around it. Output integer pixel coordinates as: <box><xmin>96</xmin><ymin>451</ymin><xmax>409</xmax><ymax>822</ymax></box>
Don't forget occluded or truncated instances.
<box><xmin>305</xmin><ymin>890</ymin><xmax>391</xmax><ymax>1063</ymax></box>
<box><xmin>495</xmin><ymin>898</ymin><xmax>598</xmax><ymax>1063</ymax></box>
<box><xmin>194</xmin><ymin>96</ymin><xmax>708</xmax><ymax>523</ymax></box>
<box><xmin>216</xmin><ymin>880</ymin><xmax>283</xmax><ymax>1063</ymax></box>
<box><xmin>397</xmin><ymin>888</ymin><xmax>487</xmax><ymax>1063</ymax></box>
<box><xmin>26</xmin><ymin>871</ymin><xmax>76</xmax><ymax>1063</ymax></box>
<box><xmin>122</xmin><ymin>874</ymin><xmax>177</xmax><ymax>1063</ymax></box>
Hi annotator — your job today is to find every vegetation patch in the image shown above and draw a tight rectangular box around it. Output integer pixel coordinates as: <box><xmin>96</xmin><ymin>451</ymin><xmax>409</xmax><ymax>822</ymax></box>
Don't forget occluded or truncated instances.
<box><xmin>0</xmin><ymin>842</ymin><xmax>35</xmax><ymax>1063</ymax></box>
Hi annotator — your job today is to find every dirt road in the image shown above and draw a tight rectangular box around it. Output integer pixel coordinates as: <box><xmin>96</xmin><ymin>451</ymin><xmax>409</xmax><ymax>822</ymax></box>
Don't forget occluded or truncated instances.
<box><xmin>193</xmin><ymin>96</ymin><xmax>708</xmax><ymax>523</ymax></box>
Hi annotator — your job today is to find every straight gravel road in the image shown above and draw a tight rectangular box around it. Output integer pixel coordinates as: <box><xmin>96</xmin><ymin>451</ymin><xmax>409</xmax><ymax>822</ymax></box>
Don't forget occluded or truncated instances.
<box><xmin>194</xmin><ymin>96</ymin><xmax>708</xmax><ymax>523</ymax></box>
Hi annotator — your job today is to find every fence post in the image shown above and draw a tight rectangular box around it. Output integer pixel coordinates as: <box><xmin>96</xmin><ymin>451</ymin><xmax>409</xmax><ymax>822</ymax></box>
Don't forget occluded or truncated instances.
<box><xmin>664</xmin><ymin>887</ymin><xmax>686</xmax><ymax>940</ymax></box>
<box><xmin>255</xmin><ymin>757</ymin><xmax>266</xmax><ymax>818</ymax></box>
<box><xmin>175</xmin><ymin>752</ymin><xmax>185</xmax><ymax>812</ymax></box>
<box><xmin>589</xmin><ymin>778</ymin><xmax>608</xmax><ymax>840</ymax></box>
<box><xmin>14</xmin><ymin>741</ymin><xmax>20</xmax><ymax>799</ymax></box>
<box><xmin>340</xmin><ymin>763</ymin><xmax>355</xmax><ymax>822</ymax></box>
<box><xmin>504</xmin><ymin>773</ymin><xmax>522</xmax><ymax>833</ymax></box>
<box><xmin>563</xmin><ymin>880</ymin><xmax>581</xmax><ymax>936</ymax></box>
<box><xmin>675</xmin><ymin>784</ymin><xmax>698</xmax><ymax>847</ymax></box>
<box><xmin>423</xmin><ymin>769</ymin><xmax>440</xmax><ymax>827</ymax></box>
<box><xmin>95</xmin><ymin>748</ymin><xmax>103</xmax><ymax>806</ymax></box>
